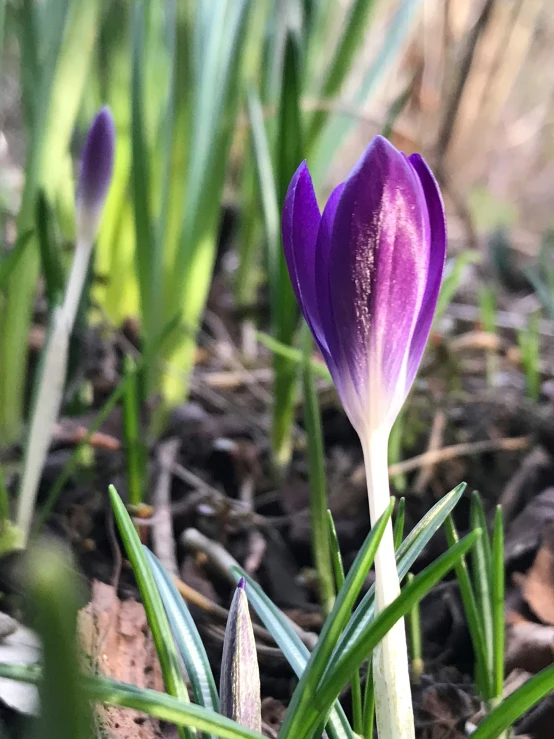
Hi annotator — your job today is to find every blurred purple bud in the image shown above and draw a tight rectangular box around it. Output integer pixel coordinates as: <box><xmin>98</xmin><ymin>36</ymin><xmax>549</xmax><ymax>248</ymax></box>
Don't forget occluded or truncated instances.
<box><xmin>282</xmin><ymin>136</ymin><xmax>446</xmax><ymax>437</ymax></box>
<box><xmin>220</xmin><ymin>581</ymin><xmax>261</xmax><ymax>731</ymax></box>
<box><xmin>76</xmin><ymin>106</ymin><xmax>115</xmax><ymax>242</ymax></box>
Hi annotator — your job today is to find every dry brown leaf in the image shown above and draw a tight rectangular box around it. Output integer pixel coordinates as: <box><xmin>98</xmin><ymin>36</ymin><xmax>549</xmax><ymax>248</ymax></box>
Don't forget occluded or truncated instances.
<box><xmin>505</xmin><ymin>611</ymin><xmax>554</xmax><ymax>674</ymax></box>
<box><xmin>79</xmin><ymin>581</ymin><xmax>165</xmax><ymax>739</ymax></box>
<box><xmin>521</xmin><ymin>522</ymin><xmax>554</xmax><ymax>625</ymax></box>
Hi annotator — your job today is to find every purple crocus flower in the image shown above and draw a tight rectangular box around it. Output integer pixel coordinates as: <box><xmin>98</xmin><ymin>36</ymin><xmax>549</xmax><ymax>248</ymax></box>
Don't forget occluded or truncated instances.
<box><xmin>282</xmin><ymin>135</ymin><xmax>446</xmax><ymax>437</ymax></box>
<box><xmin>76</xmin><ymin>106</ymin><xmax>115</xmax><ymax>243</ymax></box>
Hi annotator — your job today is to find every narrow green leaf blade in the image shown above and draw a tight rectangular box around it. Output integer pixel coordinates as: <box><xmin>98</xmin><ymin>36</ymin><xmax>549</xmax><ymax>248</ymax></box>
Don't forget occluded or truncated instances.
<box><xmin>0</xmin><ymin>665</ymin><xmax>266</xmax><ymax>739</ymax></box>
<box><xmin>145</xmin><ymin>548</ymin><xmax>220</xmax><ymax>729</ymax></box>
<box><xmin>278</xmin><ymin>501</ymin><xmax>394</xmax><ymax>739</ymax></box>
<box><xmin>109</xmin><ymin>486</ymin><xmax>193</xmax><ymax>739</ymax></box>
<box><xmin>330</xmin><ymin>483</ymin><xmax>466</xmax><ymax>667</ymax></box>
<box><xmin>311</xmin><ymin>531</ymin><xmax>482</xmax><ymax>737</ymax></box>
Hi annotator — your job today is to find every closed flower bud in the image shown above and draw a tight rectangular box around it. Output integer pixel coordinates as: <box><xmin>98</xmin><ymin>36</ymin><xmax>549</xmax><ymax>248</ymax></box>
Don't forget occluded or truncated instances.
<box><xmin>76</xmin><ymin>106</ymin><xmax>115</xmax><ymax>243</ymax></box>
<box><xmin>282</xmin><ymin>135</ymin><xmax>446</xmax><ymax>438</ymax></box>
<box><xmin>219</xmin><ymin>578</ymin><xmax>261</xmax><ymax>732</ymax></box>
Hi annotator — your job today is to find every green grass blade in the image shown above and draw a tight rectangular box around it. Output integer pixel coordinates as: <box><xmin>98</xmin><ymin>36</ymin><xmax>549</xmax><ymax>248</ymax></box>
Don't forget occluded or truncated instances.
<box><xmin>306</xmin><ymin>0</ymin><xmax>378</xmax><ymax>146</ymax></box>
<box><xmin>122</xmin><ymin>355</ymin><xmax>146</xmax><ymax>507</ymax></box>
<box><xmin>407</xmin><ymin>573</ymin><xmax>423</xmax><ymax>681</ymax></box>
<box><xmin>246</xmin><ymin>87</ymin><xmax>280</xmax><ymax>321</ymax></box>
<box><xmin>27</xmin><ymin>541</ymin><xmax>93</xmax><ymax>739</ymax></box>
<box><xmin>278</xmin><ymin>501</ymin><xmax>394</xmax><ymax>739</ymax></box>
<box><xmin>0</xmin><ymin>665</ymin><xmax>265</xmax><ymax>739</ymax></box>
<box><xmin>308</xmin><ymin>531</ymin><xmax>482</xmax><ymax>739</ymax></box>
<box><xmin>331</xmin><ymin>483</ymin><xmax>467</xmax><ymax>664</ymax></box>
<box><xmin>163</xmin><ymin>0</ymin><xmax>251</xmax><ymax>406</ymax></box>
<box><xmin>36</xmin><ymin>190</ymin><xmax>65</xmax><ymax>308</ymax></box>
<box><xmin>228</xmin><ymin>568</ymin><xmax>355</xmax><ymax>739</ymax></box>
<box><xmin>470</xmin><ymin>664</ymin><xmax>554</xmax><ymax>739</ymax></box>
<box><xmin>393</xmin><ymin>497</ymin><xmax>406</xmax><ymax>551</ymax></box>
<box><xmin>327</xmin><ymin>510</ymin><xmax>345</xmax><ymax>589</ymax></box>
<box><xmin>131</xmin><ymin>0</ymin><xmax>157</xmax><ymax>363</ymax></box>
<box><xmin>0</xmin><ymin>0</ymin><xmax>101</xmax><ymax>445</ymax></box>
<box><xmin>470</xmin><ymin>492</ymin><xmax>494</xmax><ymax>682</ymax></box>
<box><xmin>109</xmin><ymin>486</ymin><xmax>194</xmax><ymax>739</ymax></box>
<box><xmin>445</xmin><ymin>515</ymin><xmax>490</xmax><ymax>700</ymax></box>
<box><xmin>0</xmin><ymin>230</ymin><xmax>33</xmax><ymax>292</ymax></box>
<box><xmin>145</xmin><ymin>548</ymin><xmax>220</xmax><ymax>730</ymax></box>
<box><xmin>256</xmin><ymin>331</ymin><xmax>331</xmax><ymax>380</ymax></box>
<box><xmin>491</xmin><ymin>506</ymin><xmax>505</xmax><ymax>703</ymax></box>
<box><xmin>327</xmin><ymin>510</ymin><xmax>363</xmax><ymax>736</ymax></box>
<box><xmin>271</xmin><ymin>28</ymin><xmax>304</xmax><ymax>472</ymax></box>
<box><xmin>311</xmin><ymin>0</ymin><xmax>424</xmax><ymax>185</ymax></box>
<box><xmin>302</xmin><ymin>328</ymin><xmax>335</xmax><ymax>614</ymax></box>
<box><xmin>434</xmin><ymin>252</ymin><xmax>481</xmax><ymax>325</ymax></box>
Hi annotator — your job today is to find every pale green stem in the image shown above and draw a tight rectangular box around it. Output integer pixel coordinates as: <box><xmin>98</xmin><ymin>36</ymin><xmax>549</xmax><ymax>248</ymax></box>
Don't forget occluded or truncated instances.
<box><xmin>16</xmin><ymin>238</ymin><xmax>93</xmax><ymax>546</ymax></box>
<box><xmin>62</xmin><ymin>238</ymin><xmax>94</xmax><ymax>331</ymax></box>
<box><xmin>16</xmin><ymin>307</ymin><xmax>69</xmax><ymax>544</ymax></box>
<box><xmin>362</xmin><ymin>430</ymin><xmax>415</xmax><ymax>739</ymax></box>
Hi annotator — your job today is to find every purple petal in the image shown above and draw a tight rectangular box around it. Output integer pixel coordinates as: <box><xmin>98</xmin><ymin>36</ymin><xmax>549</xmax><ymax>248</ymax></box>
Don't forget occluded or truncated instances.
<box><xmin>282</xmin><ymin>162</ymin><xmax>321</xmax><ymax>339</ymax></box>
<box><xmin>328</xmin><ymin>136</ymin><xmax>431</xmax><ymax>429</ymax></box>
<box><xmin>404</xmin><ymin>154</ymin><xmax>447</xmax><ymax>389</ymax></box>
<box><xmin>313</xmin><ymin>182</ymin><xmax>344</xmax><ymax>367</ymax></box>
<box><xmin>77</xmin><ymin>107</ymin><xmax>115</xmax><ymax>218</ymax></box>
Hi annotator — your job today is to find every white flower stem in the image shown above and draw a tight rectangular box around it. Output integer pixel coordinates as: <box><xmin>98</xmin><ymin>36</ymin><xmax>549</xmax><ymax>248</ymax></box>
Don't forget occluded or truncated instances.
<box><xmin>16</xmin><ymin>238</ymin><xmax>93</xmax><ymax>546</ymax></box>
<box><xmin>362</xmin><ymin>430</ymin><xmax>415</xmax><ymax>739</ymax></box>
<box><xmin>62</xmin><ymin>238</ymin><xmax>93</xmax><ymax>332</ymax></box>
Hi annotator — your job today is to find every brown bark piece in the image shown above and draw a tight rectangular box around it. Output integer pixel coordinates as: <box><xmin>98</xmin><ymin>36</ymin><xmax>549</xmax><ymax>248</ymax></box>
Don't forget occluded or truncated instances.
<box><xmin>80</xmin><ymin>581</ymin><xmax>165</xmax><ymax>739</ymax></box>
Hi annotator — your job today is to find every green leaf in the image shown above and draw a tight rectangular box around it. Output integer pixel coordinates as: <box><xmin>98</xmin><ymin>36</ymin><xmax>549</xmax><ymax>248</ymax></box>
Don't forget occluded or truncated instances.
<box><xmin>256</xmin><ymin>331</ymin><xmax>332</xmax><ymax>381</ymax></box>
<box><xmin>330</xmin><ymin>483</ymin><xmax>466</xmax><ymax>665</ymax></box>
<box><xmin>491</xmin><ymin>506</ymin><xmax>505</xmax><ymax>702</ymax></box>
<box><xmin>0</xmin><ymin>230</ymin><xmax>33</xmax><ymax>292</ymax></box>
<box><xmin>131</xmin><ymin>0</ymin><xmax>158</xmax><ymax>363</ymax></box>
<box><xmin>0</xmin><ymin>665</ymin><xmax>265</xmax><ymax>739</ymax></box>
<box><xmin>393</xmin><ymin>497</ymin><xmax>406</xmax><ymax>551</ymax></box>
<box><xmin>246</xmin><ymin>87</ymin><xmax>280</xmax><ymax>323</ymax></box>
<box><xmin>271</xmin><ymin>27</ymin><xmax>304</xmax><ymax>471</ymax></box>
<box><xmin>109</xmin><ymin>486</ymin><xmax>193</xmax><ymax>739</ymax></box>
<box><xmin>445</xmin><ymin>515</ymin><xmax>490</xmax><ymax>700</ymax></box>
<box><xmin>27</xmin><ymin>541</ymin><xmax>92</xmax><ymax>739</ymax></box>
<box><xmin>434</xmin><ymin>252</ymin><xmax>481</xmax><ymax>325</ymax></box>
<box><xmin>306</xmin><ymin>0</ymin><xmax>378</xmax><ymax>146</ymax></box>
<box><xmin>122</xmin><ymin>355</ymin><xmax>146</xmax><ymax>507</ymax></box>
<box><xmin>470</xmin><ymin>664</ymin><xmax>554</xmax><ymax>739</ymax></box>
<box><xmin>278</xmin><ymin>501</ymin><xmax>394</xmax><ymax>739</ymax></box>
<box><xmin>311</xmin><ymin>0</ymin><xmax>424</xmax><ymax>185</ymax></box>
<box><xmin>470</xmin><ymin>492</ymin><xmax>494</xmax><ymax>681</ymax></box>
<box><xmin>145</xmin><ymin>548</ymin><xmax>220</xmax><ymax>729</ymax></box>
<box><xmin>302</xmin><ymin>327</ymin><xmax>335</xmax><ymax>614</ymax></box>
<box><xmin>36</xmin><ymin>190</ymin><xmax>65</xmax><ymax>308</ymax></box>
<box><xmin>306</xmin><ymin>531</ymin><xmax>482</xmax><ymax>739</ymax></box>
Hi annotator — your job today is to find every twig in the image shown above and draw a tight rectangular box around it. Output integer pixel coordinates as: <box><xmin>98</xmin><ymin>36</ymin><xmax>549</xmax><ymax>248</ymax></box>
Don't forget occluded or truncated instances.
<box><xmin>448</xmin><ymin>303</ymin><xmax>554</xmax><ymax>337</ymax></box>
<box><xmin>435</xmin><ymin>0</ymin><xmax>497</xmax><ymax>168</ymax></box>
<box><xmin>152</xmin><ymin>438</ymin><xmax>180</xmax><ymax>576</ymax></box>
<box><xmin>181</xmin><ymin>528</ymin><xmax>318</xmax><ymax>649</ymax></box>
<box><xmin>351</xmin><ymin>436</ymin><xmax>529</xmax><ymax>486</ymax></box>
<box><xmin>414</xmin><ymin>411</ymin><xmax>447</xmax><ymax>494</ymax></box>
